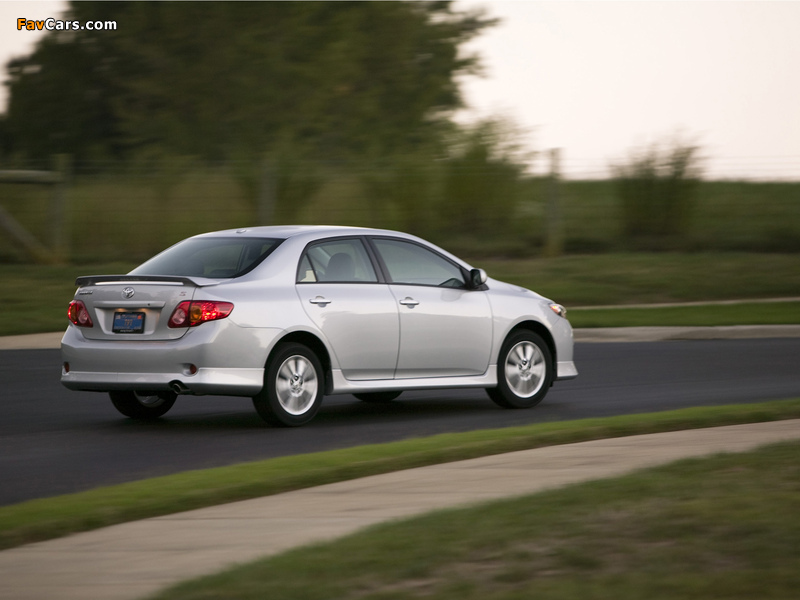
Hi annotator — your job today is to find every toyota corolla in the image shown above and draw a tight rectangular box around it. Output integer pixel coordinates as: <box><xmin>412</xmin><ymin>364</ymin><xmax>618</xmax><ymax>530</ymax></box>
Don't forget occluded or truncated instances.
<box><xmin>61</xmin><ymin>226</ymin><xmax>577</xmax><ymax>426</ymax></box>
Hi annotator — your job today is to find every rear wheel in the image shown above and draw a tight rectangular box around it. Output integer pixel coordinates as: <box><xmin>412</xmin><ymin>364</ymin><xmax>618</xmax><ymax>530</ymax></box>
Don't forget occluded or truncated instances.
<box><xmin>486</xmin><ymin>331</ymin><xmax>553</xmax><ymax>409</ymax></box>
<box><xmin>109</xmin><ymin>391</ymin><xmax>177</xmax><ymax>420</ymax></box>
<box><xmin>253</xmin><ymin>343</ymin><xmax>324</xmax><ymax>427</ymax></box>
<box><xmin>353</xmin><ymin>391</ymin><xmax>402</xmax><ymax>403</ymax></box>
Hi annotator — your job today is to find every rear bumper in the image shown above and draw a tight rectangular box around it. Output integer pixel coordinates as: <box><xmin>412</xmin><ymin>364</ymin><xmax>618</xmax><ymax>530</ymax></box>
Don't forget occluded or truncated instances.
<box><xmin>61</xmin><ymin>366</ymin><xmax>264</xmax><ymax>396</ymax></box>
<box><xmin>60</xmin><ymin>323</ymin><xmax>282</xmax><ymax>396</ymax></box>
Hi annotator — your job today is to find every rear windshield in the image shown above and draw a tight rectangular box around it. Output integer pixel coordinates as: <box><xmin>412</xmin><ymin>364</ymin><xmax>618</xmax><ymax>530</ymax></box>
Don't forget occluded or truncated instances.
<box><xmin>129</xmin><ymin>237</ymin><xmax>283</xmax><ymax>279</ymax></box>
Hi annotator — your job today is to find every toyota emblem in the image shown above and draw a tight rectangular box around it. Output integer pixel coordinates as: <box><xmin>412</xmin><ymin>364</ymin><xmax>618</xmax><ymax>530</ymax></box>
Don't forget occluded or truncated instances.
<box><xmin>122</xmin><ymin>287</ymin><xmax>135</xmax><ymax>299</ymax></box>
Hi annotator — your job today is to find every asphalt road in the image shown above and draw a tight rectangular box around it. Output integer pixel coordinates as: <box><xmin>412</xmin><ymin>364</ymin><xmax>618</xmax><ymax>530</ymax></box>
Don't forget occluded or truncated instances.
<box><xmin>2</xmin><ymin>339</ymin><xmax>800</xmax><ymax>506</ymax></box>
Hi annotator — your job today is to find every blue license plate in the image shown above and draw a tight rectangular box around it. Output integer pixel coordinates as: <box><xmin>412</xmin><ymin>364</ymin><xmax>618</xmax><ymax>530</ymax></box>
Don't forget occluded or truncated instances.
<box><xmin>113</xmin><ymin>312</ymin><xmax>145</xmax><ymax>334</ymax></box>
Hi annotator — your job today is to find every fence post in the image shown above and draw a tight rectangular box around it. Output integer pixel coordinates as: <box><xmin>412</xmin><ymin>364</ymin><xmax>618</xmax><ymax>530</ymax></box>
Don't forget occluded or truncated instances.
<box><xmin>0</xmin><ymin>203</ymin><xmax>52</xmax><ymax>263</ymax></box>
<box><xmin>51</xmin><ymin>154</ymin><xmax>71</xmax><ymax>262</ymax></box>
<box><xmin>258</xmin><ymin>158</ymin><xmax>276</xmax><ymax>226</ymax></box>
<box><xmin>544</xmin><ymin>148</ymin><xmax>564</xmax><ymax>257</ymax></box>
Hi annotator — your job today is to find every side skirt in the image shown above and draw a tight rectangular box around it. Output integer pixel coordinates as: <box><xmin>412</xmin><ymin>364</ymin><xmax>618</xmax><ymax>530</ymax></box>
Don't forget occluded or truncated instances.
<box><xmin>329</xmin><ymin>368</ymin><xmax>498</xmax><ymax>395</ymax></box>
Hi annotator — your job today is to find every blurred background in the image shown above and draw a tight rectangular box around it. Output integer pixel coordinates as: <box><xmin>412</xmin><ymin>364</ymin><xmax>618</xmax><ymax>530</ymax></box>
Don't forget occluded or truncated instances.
<box><xmin>0</xmin><ymin>1</ymin><xmax>798</xmax><ymax>264</ymax></box>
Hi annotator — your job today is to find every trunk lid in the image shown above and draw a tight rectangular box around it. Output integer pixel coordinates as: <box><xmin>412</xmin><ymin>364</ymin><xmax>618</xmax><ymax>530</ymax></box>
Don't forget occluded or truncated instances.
<box><xmin>72</xmin><ymin>275</ymin><xmax>214</xmax><ymax>341</ymax></box>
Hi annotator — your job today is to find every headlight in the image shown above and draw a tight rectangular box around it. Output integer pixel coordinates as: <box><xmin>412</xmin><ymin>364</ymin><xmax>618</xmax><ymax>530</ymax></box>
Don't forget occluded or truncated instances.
<box><xmin>549</xmin><ymin>303</ymin><xmax>567</xmax><ymax>318</ymax></box>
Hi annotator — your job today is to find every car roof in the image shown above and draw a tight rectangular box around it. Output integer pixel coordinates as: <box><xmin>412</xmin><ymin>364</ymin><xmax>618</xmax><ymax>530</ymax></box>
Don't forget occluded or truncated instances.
<box><xmin>194</xmin><ymin>225</ymin><xmax>419</xmax><ymax>243</ymax></box>
<box><xmin>191</xmin><ymin>225</ymin><xmax>472</xmax><ymax>269</ymax></box>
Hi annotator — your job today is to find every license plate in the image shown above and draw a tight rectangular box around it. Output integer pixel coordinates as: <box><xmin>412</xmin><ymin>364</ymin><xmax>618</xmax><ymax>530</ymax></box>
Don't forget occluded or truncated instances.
<box><xmin>113</xmin><ymin>312</ymin><xmax>145</xmax><ymax>334</ymax></box>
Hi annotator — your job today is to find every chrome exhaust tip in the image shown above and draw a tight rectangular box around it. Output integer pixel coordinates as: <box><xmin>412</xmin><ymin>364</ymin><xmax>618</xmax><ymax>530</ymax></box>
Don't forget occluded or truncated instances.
<box><xmin>170</xmin><ymin>381</ymin><xmax>191</xmax><ymax>395</ymax></box>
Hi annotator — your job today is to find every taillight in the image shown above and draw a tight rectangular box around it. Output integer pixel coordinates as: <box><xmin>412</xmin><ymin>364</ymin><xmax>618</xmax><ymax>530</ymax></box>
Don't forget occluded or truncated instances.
<box><xmin>168</xmin><ymin>301</ymin><xmax>234</xmax><ymax>328</ymax></box>
<box><xmin>67</xmin><ymin>300</ymin><xmax>94</xmax><ymax>327</ymax></box>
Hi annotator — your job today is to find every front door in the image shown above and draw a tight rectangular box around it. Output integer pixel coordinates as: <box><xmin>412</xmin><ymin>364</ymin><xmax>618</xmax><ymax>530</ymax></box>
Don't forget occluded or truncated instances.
<box><xmin>370</xmin><ymin>238</ymin><xmax>493</xmax><ymax>379</ymax></box>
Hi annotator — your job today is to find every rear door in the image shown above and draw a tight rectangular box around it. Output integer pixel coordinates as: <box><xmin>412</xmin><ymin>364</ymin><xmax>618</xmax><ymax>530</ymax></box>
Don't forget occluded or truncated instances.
<box><xmin>297</xmin><ymin>238</ymin><xmax>399</xmax><ymax>381</ymax></box>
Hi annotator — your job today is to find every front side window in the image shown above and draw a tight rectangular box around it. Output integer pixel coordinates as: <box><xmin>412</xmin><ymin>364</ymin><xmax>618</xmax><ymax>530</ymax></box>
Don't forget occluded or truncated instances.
<box><xmin>130</xmin><ymin>237</ymin><xmax>282</xmax><ymax>278</ymax></box>
<box><xmin>372</xmin><ymin>238</ymin><xmax>466</xmax><ymax>288</ymax></box>
<box><xmin>297</xmin><ymin>238</ymin><xmax>378</xmax><ymax>283</ymax></box>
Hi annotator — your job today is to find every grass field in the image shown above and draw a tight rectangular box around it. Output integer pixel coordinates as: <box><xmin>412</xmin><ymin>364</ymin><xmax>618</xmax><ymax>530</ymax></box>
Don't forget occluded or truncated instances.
<box><xmin>568</xmin><ymin>301</ymin><xmax>800</xmax><ymax>328</ymax></box>
<box><xmin>0</xmin><ymin>261</ymin><xmax>135</xmax><ymax>336</ymax></box>
<box><xmin>1</xmin><ymin>252</ymin><xmax>798</xmax><ymax>337</ymax></box>
<box><xmin>151</xmin><ymin>439</ymin><xmax>800</xmax><ymax>600</ymax></box>
<box><xmin>1</xmin><ymin>399</ymin><xmax>799</xmax><ymax>551</ymax></box>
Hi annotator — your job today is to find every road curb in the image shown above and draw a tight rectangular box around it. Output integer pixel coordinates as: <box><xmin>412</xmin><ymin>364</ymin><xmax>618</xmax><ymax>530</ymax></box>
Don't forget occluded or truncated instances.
<box><xmin>571</xmin><ymin>296</ymin><xmax>800</xmax><ymax>310</ymax></box>
<box><xmin>0</xmin><ymin>332</ymin><xmax>64</xmax><ymax>350</ymax></box>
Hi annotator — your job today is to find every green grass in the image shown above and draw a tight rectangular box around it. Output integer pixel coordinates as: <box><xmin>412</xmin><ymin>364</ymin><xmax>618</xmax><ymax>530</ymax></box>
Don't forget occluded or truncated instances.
<box><xmin>0</xmin><ymin>170</ymin><xmax>254</xmax><ymax>264</ymax></box>
<box><xmin>1</xmin><ymin>253</ymin><xmax>799</xmax><ymax>336</ymax></box>
<box><xmin>1</xmin><ymin>399</ymin><xmax>799</xmax><ymax>551</ymax></box>
<box><xmin>150</xmin><ymin>439</ymin><xmax>800</xmax><ymax>600</ymax></box>
<box><xmin>0</xmin><ymin>262</ymin><xmax>135</xmax><ymax>336</ymax></box>
<box><xmin>569</xmin><ymin>301</ymin><xmax>800</xmax><ymax>328</ymax></box>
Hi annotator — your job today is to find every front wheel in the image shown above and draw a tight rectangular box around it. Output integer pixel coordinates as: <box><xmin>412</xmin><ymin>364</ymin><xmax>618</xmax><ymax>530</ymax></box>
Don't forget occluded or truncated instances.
<box><xmin>486</xmin><ymin>331</ymin><xmax>553</xmax><ymax>409</ymax></box>
<box><xmin>253</xmin><ymin>343</ymin><xmax>324</xmax><ymax>427</ymax></box>
<box><xmin>109</xmin><ymin>391</ymin><xmax>177</xmax><ymax>420</ymax></box>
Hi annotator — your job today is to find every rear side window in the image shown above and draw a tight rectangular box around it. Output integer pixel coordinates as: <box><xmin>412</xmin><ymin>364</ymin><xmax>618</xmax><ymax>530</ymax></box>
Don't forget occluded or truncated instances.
<box><xmin>297</xmin><ymin>239</ymin><xmax>378</xmax><ymax>283</ymax></box>
<box><xmin>130</xmin><ymin>237</ymin><xmax>282</xmax><ymax>278</ymax></box>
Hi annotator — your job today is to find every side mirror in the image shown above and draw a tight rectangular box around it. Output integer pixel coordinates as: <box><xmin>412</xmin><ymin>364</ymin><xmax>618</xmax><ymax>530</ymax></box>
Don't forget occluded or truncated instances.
<box><xmin>469</xmin><ymin>268</ymin><xmax>487</xmax><ymax>289</ymax></box>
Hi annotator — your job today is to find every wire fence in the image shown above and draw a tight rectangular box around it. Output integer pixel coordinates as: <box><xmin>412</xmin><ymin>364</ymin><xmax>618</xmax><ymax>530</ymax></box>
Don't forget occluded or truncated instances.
<box><xmin>1</xmin><ymin>156</ymin><xmax>799</xmax><ymax>264</ymax></box>
<box><xmin>5</xmin><ymin>152</ymin><xmax>800</xmax><ymax>181</ymax></box>
<box><xmin>530</xmin><ymin>155</ymin><xmax>800</xmax><ymax>182</ymax></box>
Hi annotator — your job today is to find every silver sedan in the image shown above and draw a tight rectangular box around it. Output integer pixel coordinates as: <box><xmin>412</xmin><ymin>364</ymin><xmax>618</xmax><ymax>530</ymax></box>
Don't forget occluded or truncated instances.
<box><xmin>61</xmin><ymin>226</ymin><xmax>577</xmax><ymax>426</ymax></box>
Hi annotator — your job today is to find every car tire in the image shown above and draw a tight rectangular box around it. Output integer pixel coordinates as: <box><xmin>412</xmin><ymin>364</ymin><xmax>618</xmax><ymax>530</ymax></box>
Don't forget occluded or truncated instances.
<box><xmin>109</xmin><ymin>391</ymin><xmax>177</xmax><ymax>420</ymax></box>
<box><xmin>353</xmin><ymin>391</ymin><xmax>402</xmax><ymax>403</ymax></box>
<box><xmin>253</xmin><ymin>343</ymin><xmax>324</xmax><ymax>427</ymax></box>
<box><xmin>486</xmin><ymin>330</ymin><xmax>553</xmax><ymax>409</ymax></box>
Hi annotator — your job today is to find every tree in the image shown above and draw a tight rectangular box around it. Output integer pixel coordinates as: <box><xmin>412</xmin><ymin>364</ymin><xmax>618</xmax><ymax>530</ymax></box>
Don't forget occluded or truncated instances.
<box><xmin>3</xmin><ymin>1</ymin><xmax>495</xmax><ymax>163</ymax></box>
<box><xmin>3</xmin><ymin>21</ymin><xmax>122</xmax><ymax>163</ymax></box>
<box><xmin>440</xmin><ymin>118</ymin><xmax>532</xmax><ymax>233</ymax></box>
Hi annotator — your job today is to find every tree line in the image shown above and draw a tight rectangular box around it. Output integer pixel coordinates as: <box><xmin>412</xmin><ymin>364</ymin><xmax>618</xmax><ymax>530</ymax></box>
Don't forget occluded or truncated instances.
<box><xmin>1</xmin><ymin>1</ymin><xmax>495</xmax><ymax>164</ymax></box>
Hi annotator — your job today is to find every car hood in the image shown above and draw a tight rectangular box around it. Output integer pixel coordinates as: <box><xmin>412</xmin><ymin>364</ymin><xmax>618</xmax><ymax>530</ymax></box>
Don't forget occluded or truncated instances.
<box><xmin>487</xmin><ymin>277</ymin><xmax>551</xmax><ymax>303</ymax></box>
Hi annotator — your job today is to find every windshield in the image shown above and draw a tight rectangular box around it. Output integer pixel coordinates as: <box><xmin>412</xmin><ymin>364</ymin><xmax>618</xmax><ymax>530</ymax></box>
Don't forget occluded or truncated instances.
<box><xmin>129</xmin><ymin>237</ymin><xmax>283</xmax><ymax>278</ymax></box>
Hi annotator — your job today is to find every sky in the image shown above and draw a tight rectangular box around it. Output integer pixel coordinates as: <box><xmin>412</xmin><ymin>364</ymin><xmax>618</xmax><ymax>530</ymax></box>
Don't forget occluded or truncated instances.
<box><xmin>2</xmin><ymin>0</ymin><xmax>799</xmax><ymax>180</ymax></box>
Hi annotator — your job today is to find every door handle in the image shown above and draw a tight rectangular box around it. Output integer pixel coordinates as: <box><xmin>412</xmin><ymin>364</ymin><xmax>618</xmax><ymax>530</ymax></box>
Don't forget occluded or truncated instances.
<box><xmin>309</xmin><ymin>296</ymin><xmax>332</xmax><ymax>306</ymax></box>
<box><xmin>399</xmin><ymin>297</ymin><xmax>419</xmax><ymax>307</ymax></box>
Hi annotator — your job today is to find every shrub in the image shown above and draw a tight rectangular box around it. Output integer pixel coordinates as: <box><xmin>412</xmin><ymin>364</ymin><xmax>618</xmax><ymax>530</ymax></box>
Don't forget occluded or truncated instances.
<box><xmin>612</xmin><ymin>138</ymin><xmax>703</xmax><ymax>246</ymax></box>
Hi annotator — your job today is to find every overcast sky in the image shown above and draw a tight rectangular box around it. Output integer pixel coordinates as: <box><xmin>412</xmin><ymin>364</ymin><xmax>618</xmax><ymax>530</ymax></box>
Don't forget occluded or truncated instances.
<box><xmin>2</xmin><ymin>1</ymin><xmax>799</xmax><ymax>179</ymax></box>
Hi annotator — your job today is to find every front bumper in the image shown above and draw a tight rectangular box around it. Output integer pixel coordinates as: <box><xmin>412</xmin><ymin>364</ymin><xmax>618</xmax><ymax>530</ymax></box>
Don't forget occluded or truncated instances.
<box><xmin>555</xmin><ymin>360</ymin><xmax>578</xmax><ymax>380</ymax></box>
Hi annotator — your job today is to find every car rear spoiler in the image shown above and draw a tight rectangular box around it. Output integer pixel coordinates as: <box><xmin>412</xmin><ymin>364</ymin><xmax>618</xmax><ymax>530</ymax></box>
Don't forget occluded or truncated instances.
<box><xmin>74</xmin><ymin>275</ymin><xmax>220</xmax><ymax>287</ymax></box>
